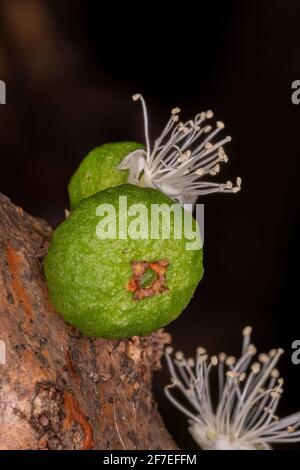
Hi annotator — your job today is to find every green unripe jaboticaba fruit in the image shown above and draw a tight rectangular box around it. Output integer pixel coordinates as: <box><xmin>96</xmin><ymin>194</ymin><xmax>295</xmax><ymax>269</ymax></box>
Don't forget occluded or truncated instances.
<box><xmin>44</xmin><ymin>184</ymin><xmax>203</xmax><ymax>339</ymax></box>
<box><xmin>68</xmin><ymin>142</ymin><xmax>143</xmax><ymax>209</ymax></box>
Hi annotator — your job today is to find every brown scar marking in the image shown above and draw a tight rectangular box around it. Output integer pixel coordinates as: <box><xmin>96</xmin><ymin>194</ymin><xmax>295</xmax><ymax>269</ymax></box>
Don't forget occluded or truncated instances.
<box><xmin>126</xmin><ymin>259</ymin><xmax>169</xmax><ymax>301</ymax></box>
<box><xmin>6</xmin><ymin>244</ymin><xmax>34</xmax><ymax>319</ymax></box>
<box><xmin>63</xmin><ymin>390</ymin><xmax>94</xmax><ymax>449</ymax></box>
<box><xmin>65</xmin><ymin>350</ymin><xmax>80</xmax><ymax>385</ymax></box>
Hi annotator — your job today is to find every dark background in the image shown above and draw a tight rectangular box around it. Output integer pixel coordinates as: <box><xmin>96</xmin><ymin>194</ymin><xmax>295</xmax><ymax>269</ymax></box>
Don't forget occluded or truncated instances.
<box><xmin>0</xmin><ymin>0</ymin><xmax>299</xmax><ymax>449</ymax></box>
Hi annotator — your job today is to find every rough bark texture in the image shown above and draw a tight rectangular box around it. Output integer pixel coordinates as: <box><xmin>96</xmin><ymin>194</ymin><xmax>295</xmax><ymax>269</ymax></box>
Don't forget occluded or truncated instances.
<box><xmin>0</xmin><ymin>192</ymin><xmax>176</xmax><ymax>450</ymax></box>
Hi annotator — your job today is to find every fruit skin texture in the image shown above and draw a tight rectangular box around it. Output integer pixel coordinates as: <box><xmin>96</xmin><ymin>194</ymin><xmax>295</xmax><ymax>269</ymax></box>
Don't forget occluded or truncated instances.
<box><xmin>68</xmin><ymin>142</ymin><xmax>143</xmax><ymax>209</ymax></box>
<box><xmin>44</xmin><ymin>184</ymin><xmax>203</xmax><ymax>339</ymax></box>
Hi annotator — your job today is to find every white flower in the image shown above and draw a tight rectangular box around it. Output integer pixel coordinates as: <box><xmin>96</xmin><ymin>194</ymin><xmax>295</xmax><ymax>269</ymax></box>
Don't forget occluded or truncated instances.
<box><xmin>165</xmin><ymin>326</ymin><xmax>300</xmax><ymax>450</ymax></box>
<box><xmin>118</xmin><ymin>94</ymin><xmax>241</xmax><ymax>207</ymax></box>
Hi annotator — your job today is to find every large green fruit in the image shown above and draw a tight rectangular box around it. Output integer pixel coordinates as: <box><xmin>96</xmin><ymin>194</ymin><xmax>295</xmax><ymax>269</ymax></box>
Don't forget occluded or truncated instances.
<box><xmin>68</xmin><ymin>142</ymin><xmax>143</xmax><ymax>209</ymax></box>
<box><xmin>44</xmin><ymin>184</ymin><xmax>203</xmax><ymax>339</ymax></box>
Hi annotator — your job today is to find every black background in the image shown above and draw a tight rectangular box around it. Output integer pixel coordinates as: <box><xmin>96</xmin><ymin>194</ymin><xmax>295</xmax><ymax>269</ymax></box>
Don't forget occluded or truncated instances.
<box><xmin>0</xmin><ymin>0</ymin><xmax>299</xmax><ymax>449</ymax></box>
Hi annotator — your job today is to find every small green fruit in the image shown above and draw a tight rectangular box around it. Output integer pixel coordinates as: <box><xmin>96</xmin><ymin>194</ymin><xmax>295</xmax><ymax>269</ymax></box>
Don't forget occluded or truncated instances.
<box><xmin>44</xmin><ymin>184</ymin><xmax>203</xmax><ymax>339</ymax></box>
<box><xmin>68</xmin><ymin>142</ymin><xmax>143</xmax><ymax>209</ymax></box>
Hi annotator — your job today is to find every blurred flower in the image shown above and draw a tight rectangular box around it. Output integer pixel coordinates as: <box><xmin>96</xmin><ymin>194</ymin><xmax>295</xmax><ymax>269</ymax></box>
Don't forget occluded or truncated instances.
<box><xmin>165</xmin><ymin>327</ymin><xmax>300</xmax><ymax>450</ymax></box>
<box><xmin>119</xmin><ymin>94</ymin><xmax>241</xmax><ymax>207</ymax></box>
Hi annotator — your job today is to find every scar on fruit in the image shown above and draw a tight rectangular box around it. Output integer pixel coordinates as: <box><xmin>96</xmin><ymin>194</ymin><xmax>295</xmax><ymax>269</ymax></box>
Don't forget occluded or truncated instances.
<box><xmin>126</xmin><ymin>259</ymin><xmax>169</xmax><ymax>301</ymax></box>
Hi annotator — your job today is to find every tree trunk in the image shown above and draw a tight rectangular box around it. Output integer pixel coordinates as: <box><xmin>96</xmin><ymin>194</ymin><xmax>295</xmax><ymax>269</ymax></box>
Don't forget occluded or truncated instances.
<box><xmin>0</xmin><ymin>192</ymin><xmax>176</xmax><ymax>450</ymax></box>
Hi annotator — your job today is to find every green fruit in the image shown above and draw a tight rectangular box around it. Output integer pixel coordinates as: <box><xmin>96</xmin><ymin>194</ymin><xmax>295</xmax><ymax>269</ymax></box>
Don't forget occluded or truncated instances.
<box><xmin>44</xmin><ymin>184</ymin><xmax>203</xmax><ymax>339</ymax></box>
<box><xmin>68</xmin><ymin>142</ymin><xmax>143</xmax><ymax>209</ymax></box>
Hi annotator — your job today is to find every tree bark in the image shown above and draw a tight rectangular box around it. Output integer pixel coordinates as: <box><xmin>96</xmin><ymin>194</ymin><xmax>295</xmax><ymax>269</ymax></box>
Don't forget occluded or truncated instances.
<box><xmin>0</xmin><ymin>192</ymin><xmax>176</xmax><ymax>450</ymax></box>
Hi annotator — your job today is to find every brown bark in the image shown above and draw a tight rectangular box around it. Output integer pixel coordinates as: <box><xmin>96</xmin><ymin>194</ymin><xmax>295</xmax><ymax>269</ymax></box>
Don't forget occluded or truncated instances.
<box><xmin>0</xmin><ymin>192</ymin><xmax>176</xmax><ymax>450</ymax></box>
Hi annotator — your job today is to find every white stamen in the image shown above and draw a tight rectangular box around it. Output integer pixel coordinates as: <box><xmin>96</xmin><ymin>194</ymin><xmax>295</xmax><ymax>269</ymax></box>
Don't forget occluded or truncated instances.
<box><xmin>132</xmin><ymin>93</ymin><xmax>141</xmax><ymax>102</ymax></box>
<box><xmin>219</xmin><ymin>352</ymin><xmax>227</xmax><ymax>362</ymax></box>
<box><xmin>131</xmin><ymin>94</ymin><xmax>150</xmax><ymax>157</ymax></box>
<box><xmin>271</xmin><ymin>368</ymin><xmax>280</xmax><ymax>378</ymax></box>
<box><xmin>243</xmin><ymin>326</ymin><xmax>252</xmax><ymax>337</ymax></box>
<box><xmin>226</xmin><ymin>356</ymin><xmax>236</xmax><ymax>366</ymax></box>
<box><xmin>205</xmin><ymin>142</ymin><xmax>213</xmax><ymax>149</ymax></box>
<box><xmin>188</xmin><ymin>358</ymin><xmax>195</xmax><ymax>367</ymax></box>
<box><xmin>251</xmin><ymin>363</ymin><xmax>261</xmax><ymax>374</ymax></box>
<box><xmin>227</xmin><ymin>371</ymin><xmax>239</xmax><ymax>378</ymax></box>
<box><xmin>165</xmin><ymin>327</ymin><xmax>300</xmax><ymax>450</ymax></box>
<box><xmin>269</xmin><ymin>349</ymin><xmax>277</xmax><ymax>358</ymax></box>
<box><xmin>211</xmin><ymin>356</ymin><xmax>218</xmax><ymax>366</ymax></box>
<box><xmin>239</xmin><ymin>372</ymin><xmax>247</xmax><ymax>382</ymax></box>
<box><xmin>248</xmin><ymin>344</ymin><xmax>257</xmax><ymax>355</ymax></box>
<box><xmin>259</xmin><ymin>353</ymin><xmax>269</xmax><ymax>364</ymax></box>
<box><xmin>175</xmin><ymin>351</ymin><xmax>184</xmax><ymax>360</ymax></box>
<box><xmin>195</xmin><ymin>168</ymin><xmax>205</xmax><ymax>177</ymax></box>
<box><xmin>119</xmin><ymin>94</ymin><xmax>241</xmax><ymax>208</ymax></box>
